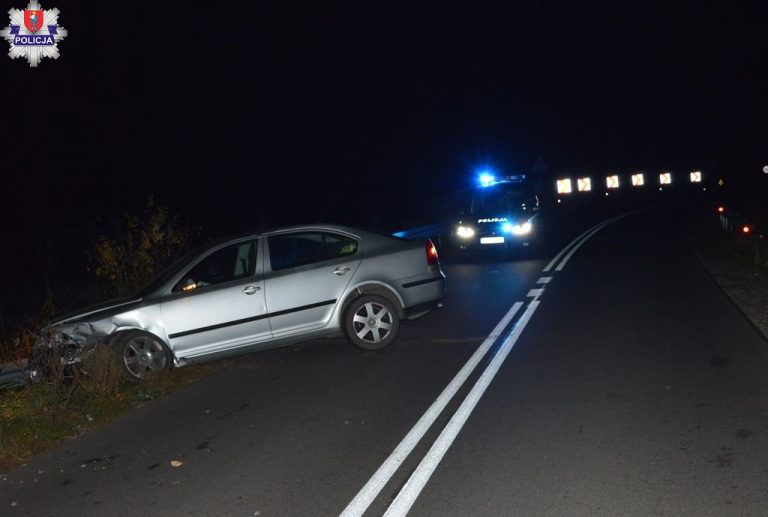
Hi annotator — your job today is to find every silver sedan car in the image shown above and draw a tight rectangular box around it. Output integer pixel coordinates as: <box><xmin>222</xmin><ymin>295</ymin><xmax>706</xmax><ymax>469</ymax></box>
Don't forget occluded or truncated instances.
<box><xmin>38</xmin><ymin>225</ymin><xmax>446</xmax><ymax>381</ymax></box>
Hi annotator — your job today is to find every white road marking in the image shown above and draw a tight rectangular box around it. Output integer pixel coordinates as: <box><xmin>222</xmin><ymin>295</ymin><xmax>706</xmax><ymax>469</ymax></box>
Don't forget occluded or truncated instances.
<box><xmin>527</xmin><ymin>288</ymin><xmax>544</xmax><ymax>298</ymax></box>
<box><xmin>548</xmin><ymin>209</ymin><xmax>648</xmax><ymax>273</ymax></box>
<box><xmin>382</xmin><ymin>301</ymin><xmax>541</xmax><ymax>517</ymax></box>
<box><xmin>554</xmin><ymin>212</ymin><xmax>634</xmax><ymax>271</ymax></box>
<box><xmin>553</xmin><ymin>223</ymin><xmax>611</xmax><ymax>272</ymax></box>
<box><xmin>536</xmin><ymin>277</ymin><xmax>552</xmax><ymax>284</ymax></box>
<box><xmin>542</xmin><ymin>217</ymin><xmax>614</xmax><ymax>272</ymax></box>
<box><xmin>339</xmin><ymin>302</ymin><xmax>524</xmax><ymax>517</ymax></box>
<box><xmin>542</xmin><ymin>230</ymin><xmax>592</xmax><ymax>272</ymax></box>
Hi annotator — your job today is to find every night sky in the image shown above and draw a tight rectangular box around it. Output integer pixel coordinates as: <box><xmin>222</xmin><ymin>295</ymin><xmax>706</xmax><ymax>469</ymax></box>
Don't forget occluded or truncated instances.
<box><xmin>1</xmin><ymin>2</ymin><xmax>766</xmax><ymax>298</ymax></box>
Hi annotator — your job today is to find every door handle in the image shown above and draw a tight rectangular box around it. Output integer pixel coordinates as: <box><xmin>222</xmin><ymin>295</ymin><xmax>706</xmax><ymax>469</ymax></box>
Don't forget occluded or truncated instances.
<box><xmin>333</xmin><ymin>266</ymin><xmax>351</xmax><ymax>276</ymax></box>
<box><xmin>242</xmin><ymin>285</ymin><xmax>261</xmax><ymax>295</ymax></box>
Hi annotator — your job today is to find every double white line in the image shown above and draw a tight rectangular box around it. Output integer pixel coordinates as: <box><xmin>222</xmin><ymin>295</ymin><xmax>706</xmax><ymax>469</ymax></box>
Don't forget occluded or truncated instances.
<box><xmin>341</xmin><ymin>213</ymin><xmax>632</xmax><ymax>517</ymax></box>
<box><xmin>542</xmin><ymin>213</ymin><xmax>627</xmax><ymax>273</ymax></box>
<box><xmin>383</xmin><ymin>300</ymin><xmax>540</xmax><ymax>516</ymax></box>
<box><xmin>340</xmin><ymin>301</ymin><xmax>524</xmax><ymax>517</ymax></box>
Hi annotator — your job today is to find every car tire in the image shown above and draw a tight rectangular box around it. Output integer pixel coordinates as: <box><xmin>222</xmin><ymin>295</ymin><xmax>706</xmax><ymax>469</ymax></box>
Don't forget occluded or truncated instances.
<box><xmin>344</xmin><ymin>295</ymin><xmax>400</xmax><ymax>351</ymax></box>
<box><xmin>114</xmin><ymin>330</ymin><xmax>172</xmax><ymax>382</ymax></box>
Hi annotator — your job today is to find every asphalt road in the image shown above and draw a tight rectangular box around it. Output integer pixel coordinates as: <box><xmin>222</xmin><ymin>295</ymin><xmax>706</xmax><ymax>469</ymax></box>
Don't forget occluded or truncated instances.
<box><xmin>3</xmin><ymin>206</ymin><xmax>768</xmax><ymax>516</ymax></box>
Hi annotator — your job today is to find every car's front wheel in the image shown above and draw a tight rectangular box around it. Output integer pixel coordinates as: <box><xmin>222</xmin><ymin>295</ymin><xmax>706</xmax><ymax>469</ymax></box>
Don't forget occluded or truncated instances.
<box><xmin>344</xmin><ymin>295</ymin><xmax>400</xmax><ymax>351</ymax></box>
<box><xmin>114</xmin><ymin>330</ymin><xmax>172</xmax><ymax>382</ymax></box>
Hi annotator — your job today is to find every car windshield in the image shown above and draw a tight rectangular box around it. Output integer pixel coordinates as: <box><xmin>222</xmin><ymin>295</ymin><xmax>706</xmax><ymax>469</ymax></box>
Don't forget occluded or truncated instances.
<box><xmin>135</xmin><ymin>241</ymin><xmax>219</xmax><ymax>297</ymax></box>
<box><xmin>469</xmin><ymin>185</ymin><xmax>535</xmax><ymax>216</ymax></box>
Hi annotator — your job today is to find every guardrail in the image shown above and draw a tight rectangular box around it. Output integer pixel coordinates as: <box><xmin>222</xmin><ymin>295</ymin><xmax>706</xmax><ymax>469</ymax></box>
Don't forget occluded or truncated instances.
<box><xmin>0</xmin><ymin>358</ymin><xmax>29</xmax><ymax>389</ymax></box>
<box><xmin>715</xmin><ymin>203</ymin><xmax>767</xmax><ymax>268</ymax></box>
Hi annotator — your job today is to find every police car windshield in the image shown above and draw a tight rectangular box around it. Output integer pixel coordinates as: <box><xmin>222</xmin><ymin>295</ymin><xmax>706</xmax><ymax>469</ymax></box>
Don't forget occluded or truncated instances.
<box><xmin>469</xmin><ymin>185</ymin><xmax>531</xmax><ymax>215</ymax></box>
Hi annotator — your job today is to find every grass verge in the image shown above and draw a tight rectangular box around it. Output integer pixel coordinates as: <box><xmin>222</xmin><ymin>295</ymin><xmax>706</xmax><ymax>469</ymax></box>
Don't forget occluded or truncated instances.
<box><xmin>0</xmin><ymin>356</ymin><xmax>228</xmax><ymax>474</ymax></box>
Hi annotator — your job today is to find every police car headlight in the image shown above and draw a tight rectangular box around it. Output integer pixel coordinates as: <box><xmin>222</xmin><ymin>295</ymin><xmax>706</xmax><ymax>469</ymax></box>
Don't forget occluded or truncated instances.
<box><xmin>511</xmin><ymin>222</ymin><xmax>532</xmax><ymax>235</ymax></box>
<box><xmin>456</xmin><ymin>225</ymin><xmax>475</xmax><ymax>239</ymax></box>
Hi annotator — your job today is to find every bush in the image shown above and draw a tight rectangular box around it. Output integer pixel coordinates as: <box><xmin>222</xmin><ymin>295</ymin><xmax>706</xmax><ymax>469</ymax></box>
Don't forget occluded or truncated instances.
<box><xmin>94</xmin><ymin>196</ymin><xmax>196</xmax><ymax>297</ymax></box>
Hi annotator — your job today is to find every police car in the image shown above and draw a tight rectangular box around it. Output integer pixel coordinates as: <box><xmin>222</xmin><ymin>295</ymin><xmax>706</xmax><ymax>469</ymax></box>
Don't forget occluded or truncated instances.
<box><xmin>453</xmin><ymin>173</ymin><xmax>540</xmax><ymax>252</ymax></box>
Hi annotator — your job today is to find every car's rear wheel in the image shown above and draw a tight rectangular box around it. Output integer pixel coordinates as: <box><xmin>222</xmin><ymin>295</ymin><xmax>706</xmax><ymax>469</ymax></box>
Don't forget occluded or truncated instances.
<box><xmin>114</xmin><ymin>331</ymin><xmax>172</xmax><ymax>382</ymax></box>
<box><xmin>344</xmin><ymin>295</ymin><xmax>400</xmax><ymax>351</ymax></box>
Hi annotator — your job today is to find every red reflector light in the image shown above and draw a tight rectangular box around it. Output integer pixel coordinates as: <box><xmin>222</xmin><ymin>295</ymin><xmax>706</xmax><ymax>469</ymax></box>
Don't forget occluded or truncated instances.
<box><xmin>426</xmin><ymin>240</ymin><xmax>438</xmax><ymax>266</ymax></box>
<box><xmin>742</xmin><ymin>225</ymin><xmax>751</xmax><ymax>234</ymax></box>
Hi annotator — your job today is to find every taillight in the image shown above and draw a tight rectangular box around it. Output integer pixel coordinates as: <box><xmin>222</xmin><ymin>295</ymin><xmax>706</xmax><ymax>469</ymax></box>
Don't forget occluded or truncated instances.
<box><xmin>426</xmin><ymin>240</ymin><xmax>439</xmax><ymax>266</ymax></box>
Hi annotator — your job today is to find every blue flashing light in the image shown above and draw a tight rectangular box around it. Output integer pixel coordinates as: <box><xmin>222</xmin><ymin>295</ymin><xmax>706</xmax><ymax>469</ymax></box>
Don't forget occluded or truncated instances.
<box><xmin>478</xmin><ymin>172</ymin><xmax>496</xmax><ymax>187</ymax></box>
<box><xmin>502</xmin><ymin>222</ymin><xmax>514</xmax><ymax>233</ymax></box>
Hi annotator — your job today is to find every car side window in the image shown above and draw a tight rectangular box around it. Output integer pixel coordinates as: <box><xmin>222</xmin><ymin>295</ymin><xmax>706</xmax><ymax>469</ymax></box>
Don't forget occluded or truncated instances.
<box><xmin>174</xmin><ymin>241</ymin><xmax>257</xmax><ymax>292</ymax></box>
<box><xmin>269</xmin><ymin>232</ymin><xmax>357</xmax><ymax>271</ymax></box>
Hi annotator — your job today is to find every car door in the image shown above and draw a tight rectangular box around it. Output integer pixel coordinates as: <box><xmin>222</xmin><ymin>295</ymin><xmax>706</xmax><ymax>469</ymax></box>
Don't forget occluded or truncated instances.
<box><xmin>264</xmin><ymin>231</ymin><xmax>361</xmax><ymax>338</ymax></box>
<box><xmin>160</xmin><ymin>238</ymin><xmax>272</xmax><ymax>360</ymax></box>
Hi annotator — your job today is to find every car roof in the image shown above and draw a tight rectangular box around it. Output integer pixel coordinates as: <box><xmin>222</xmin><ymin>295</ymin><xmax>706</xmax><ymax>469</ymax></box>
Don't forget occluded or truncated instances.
<box><xmin>220</xmin><ymin>223</ymin><xmax>400</xmax><ymax>242</ymax></box>
<box><xmin>261</xmin><ymin>224</ymin><xmax>362</xmax><ymax>237</ymax></box>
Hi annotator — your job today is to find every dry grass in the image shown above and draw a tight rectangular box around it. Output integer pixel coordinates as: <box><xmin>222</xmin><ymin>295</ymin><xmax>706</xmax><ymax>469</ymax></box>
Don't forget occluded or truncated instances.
<box><xmin>0</xmin><ymin>349</ymin><xmax>228</xmax><ymax>473</ymax></box>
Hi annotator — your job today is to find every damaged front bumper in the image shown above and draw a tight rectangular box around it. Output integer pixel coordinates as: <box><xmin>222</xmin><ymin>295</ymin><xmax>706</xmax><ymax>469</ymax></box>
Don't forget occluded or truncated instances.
<box><xmin>25</xmin><ymin>322</ymin><xmax>112</xmax><ymax>382</ymax></box>
<box><xmin>0</xmin><ymin>327</ymin><xmax>103</xmax><ymax>389</ymax></box>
